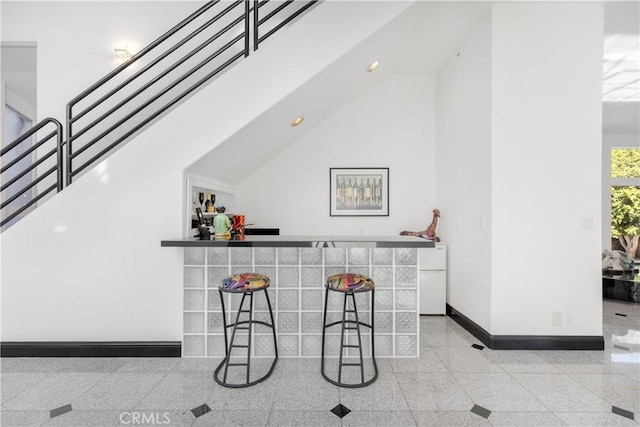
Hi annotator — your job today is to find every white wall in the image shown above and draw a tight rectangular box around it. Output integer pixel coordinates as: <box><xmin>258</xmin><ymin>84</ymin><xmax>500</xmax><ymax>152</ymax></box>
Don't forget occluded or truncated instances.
<box><xmin>436</xmin><ymin>12</ymin><xmax>493</xmax><ymax>331</ymax></box>
<box><xmin>490</xmin><ymin>3</ymin><xmax>603</xmax><ymax>336</ymax></box>
<box><xmin>602</xmin><ymin>133</ymin><xmax>640</xmax><ymax>250</ymax></box>
<box><xmin>236</xmin><ymin>73</ymin><xmax>436</xmax><ymax>235</ymax></box>
<box><xmin>0</xmin><ymin>1</ymin><xmax>413</xmax><ymax>341</ymax></box>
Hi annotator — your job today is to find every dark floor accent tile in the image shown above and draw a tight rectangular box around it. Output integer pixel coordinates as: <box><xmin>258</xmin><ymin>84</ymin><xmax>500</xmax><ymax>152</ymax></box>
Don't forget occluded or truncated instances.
<box><xmin>614</xmin><ymin>344</ymin><xmax>630</xmax><ymax>351</ymax></box>
<box><xmin>471</xmin><ymin>344</ymin><xmax>485</xmax><ymax>350</ymax></box>
<box><xmin>50</xmin><ymin>404</ymin><xmax>72</xmax><ymax>419</ymax></box>
<box><xmin>470</xmin><ymin>404</ymin><xmax>491</xmax><ymax>419</ymax></box>
<box><xmin>615</xmin><ymin>313</ymin><xmax>628</xmax><ymax>317</ymax></box>
<box><xmin>330</xmin><ymin>404</ymin><xmax>351</xmax><ymax>418</ymax></box>
<box><xmin>612</xmin><ymin>405</ymin><xmax>635</xmax><ymax>421</ymax></box>
<box><xmin>191</xmin><ymin>403</ymin><xmax>212</xmax><ymax>418</ymax></box>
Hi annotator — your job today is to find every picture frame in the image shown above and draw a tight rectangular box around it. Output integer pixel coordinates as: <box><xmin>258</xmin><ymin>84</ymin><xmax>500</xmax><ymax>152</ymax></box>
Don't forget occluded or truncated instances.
<box><xmin>330</xmin><ymin>168</ymin><xmax>389</xmax><ymax>216</ymax></box>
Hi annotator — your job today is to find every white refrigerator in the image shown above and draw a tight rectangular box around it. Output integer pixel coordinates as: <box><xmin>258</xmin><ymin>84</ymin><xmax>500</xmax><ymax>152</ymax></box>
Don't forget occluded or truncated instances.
<box><xmin>418</xmin><ymin>243</ymin><xmax>447</xmax><ymax>315</ymax></box>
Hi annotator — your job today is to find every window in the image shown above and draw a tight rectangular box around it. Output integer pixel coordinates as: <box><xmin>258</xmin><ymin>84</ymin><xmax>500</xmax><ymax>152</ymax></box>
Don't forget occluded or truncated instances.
<box><xmin>610</xmin><ymin>148</ymin><xmax>640</xmax><ymax>259</ymax></box>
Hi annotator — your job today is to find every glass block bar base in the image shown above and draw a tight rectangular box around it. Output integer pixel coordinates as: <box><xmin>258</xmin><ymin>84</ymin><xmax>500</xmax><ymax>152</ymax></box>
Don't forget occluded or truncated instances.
<box><xmin>182</xmin><ymin>247</ymin><xmax>419</xmax><ymax>358</ymax></box>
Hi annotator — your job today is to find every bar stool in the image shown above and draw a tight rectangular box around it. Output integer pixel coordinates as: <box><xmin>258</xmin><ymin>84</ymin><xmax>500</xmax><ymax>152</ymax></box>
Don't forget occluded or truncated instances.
<box><xmin>214</xmin><ymin>273</ymin><xmax>278</xmax><ymax>388</ymax></box>
<box><xmin>321</xmin><ymin>273</ymin><xmax>378</xmax><ymax>388</ymax></box>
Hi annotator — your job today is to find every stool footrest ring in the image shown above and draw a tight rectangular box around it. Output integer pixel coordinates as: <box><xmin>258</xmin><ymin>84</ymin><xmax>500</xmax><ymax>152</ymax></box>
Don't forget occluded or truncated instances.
<box><xmin>324</xmin><ymin>319</ymin><xmax>373</xmax><ymax>330</ymax></box>
<box><xmin>224</xmin><ymin>320</ymin><xmax>276</xmax><ymax>330</ymax></box>
<box><xmin>214</xmin><ymin>357</ymin><xmax>278</xmax><ymax>388</ymax></box>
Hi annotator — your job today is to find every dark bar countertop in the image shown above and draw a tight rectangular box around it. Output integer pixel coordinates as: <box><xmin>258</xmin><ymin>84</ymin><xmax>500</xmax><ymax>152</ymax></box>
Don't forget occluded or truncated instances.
<box><xmin>161</xmin><ymin>235</ymin><xmax>436</xmax><ymax>248</ymax></box>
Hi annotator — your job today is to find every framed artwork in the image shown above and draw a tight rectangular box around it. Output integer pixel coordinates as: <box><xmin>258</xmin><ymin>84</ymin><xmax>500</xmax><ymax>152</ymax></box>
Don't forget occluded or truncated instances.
<box><xmin>330</xmin><ymin>168</ymin><xmax>389</xmax><ymax>216</ymax></box>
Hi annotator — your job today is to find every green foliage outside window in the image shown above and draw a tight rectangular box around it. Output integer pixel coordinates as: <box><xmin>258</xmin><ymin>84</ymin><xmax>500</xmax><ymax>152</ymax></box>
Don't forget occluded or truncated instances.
<box><xmin>611</xmin><ymin>148</ymin><xmax>640</xmax><ymax>178</ymax></box>
<box><xmin>611</xmin><ymin>186</ymin><xmax>640</xmax><ymax>236</ymax></box>
<box><xmin>611</xmin><ymin>148</ymin><xmax>640</xmax><ymax>259</ymax></box>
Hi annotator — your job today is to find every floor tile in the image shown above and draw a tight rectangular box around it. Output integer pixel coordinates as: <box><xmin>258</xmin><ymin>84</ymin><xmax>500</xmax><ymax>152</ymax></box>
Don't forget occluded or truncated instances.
<box><xmin>588</xmin><ymin>349</ymin><xmax>640</xmax><ymax>382</ymax></box>
<box><xmin>133</xmin><ymin>372</ymin><xmax>214</xmax><ymax>411</ymax></box>
<box><xmin>341</xmin><ymin>410</ymin><xmax>417</xmax><ymax>426</ymax></box>
<box><xmin>554</xmin><ymin>411</ymin><xmax>638</xmax><ymax>426</ymax></box>
<box><xmin>192</xmin><ymin>410</ymin><xmax>269</xmax><ymax>426</ymax></box>
<box><xmin>269</xmin><ymin>358</ymin><xmax>319</xmax><ymax>380</ymax></box>
<box><xmin>208</xmin><ymin>376</ymin><xmax>279</xmax><ymax>411</ymax></box>
<box><xmin>410</xmin><ymin>410</ymin><xmax>491</xmax><ymax>426</ymax></box>
<box><xmin>267</xmin><ymin>410</ymin><xmax>342</xmax><ymax>426</ymax></box>
<box><xmin>484</xmin><ymin>350</ymin><xmax>562</xmax><ymax>374</ymax></box>
<box><xmin>569</xmin><ymin>373</ymin><xmax>640</xmax><ymax>413</ymax></box>
<box><xmin>391</xmin><ymin>351</ymin><xmax>449</xmax><ymax>373</ymax></box>
<box><xmin>1</xmin><ymin>373</ymin><xmax>110</xmax><ymax>411</ymax></box>
<box><xmin>46</xmin><ymin>358</ymin><xmax>125</xmax><ymax>373</ymax></box>
<box><xmin>41</xmin><ymin>410</ymin><xmax>122</xmax><ymax>426</ymax></box>
<box><xmin>432</xmin><ymin>347</ymin><xmax>505</xmax><ymax>373</ymax></box>
<box><xmin>71</xmin><ymin>372</ymin><xmax>167</xmax><ymax>410</ymax></box>
<box><xmin>271</xmin><ymin>376</ymin><xmax>339</xmax><ymax>411</ymax></box>
<box><xmin>1</xmin><ymin>372</ymin><xmax>51</xmax><ymax>403</ymax></box>
<box><xmin>396</xmin><ymin>372</ymin><xmax>474</xmax><ymax>411</ymax></box>
<box><xmin>421</xmin><ymin>327</ymin><xmax>475</xmax><ymax>348</ymax></box>
<box><xmin>0</xmin><ymin>410</ymin><xmax>50</xmax><ymax>426</ymax></box>
<box><xmin>338</xmin><ymin>373</ymin><xmax>409</xmax><ymax>411</ymax></box>
<box><xmin>453</xmin><ymin>372</ymin><xmax>548</xmax><ymax>412</ymax></box>
<box><xmin>369</xmin><ymin>357</ymin><xmax>394</xmax><ymax>373</ymax></box>
<box><xmin>0</xmin><ymin>359</ymin><xmax>67</xmax><ymax>373</ymax></box>
<box><xmin>535</xmin><ymin>350</ymin><xmax>616</xmax><ymax>374</ymax></box>
<box><xmin>486</xmin><ymin>411</ymin><xmax>566</xmax><ymax>426</ymax></box>
<box><xmin>510</xmin><ymin>373</ymin><xmax>612</xmax><ymax>412</ymax></box>
<box><xmin>171</xmin><ymin>357</ymin><xmax>222</xmax><ymax>372</ymax></box>
<box><xmin>114</xmin><ymin>358</ymin><xmax>179</xmax><ymax>373</ymax></box>
<box><xmin>0</xmin><ymin>358</ymin><xmax>123</xmax><ymax>373</ymax></box>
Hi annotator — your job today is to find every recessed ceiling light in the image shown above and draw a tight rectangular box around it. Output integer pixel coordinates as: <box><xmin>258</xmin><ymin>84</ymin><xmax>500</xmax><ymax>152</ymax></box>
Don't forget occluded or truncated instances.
<box><xmin>291</xmin><ymin>116</ymin><xmax>304</xmax><ymax>127</ymax></box>
<box><xmin>367</xmin><ymin>60</ymin><xmax>380</xmax><ymax>72</ymax></box>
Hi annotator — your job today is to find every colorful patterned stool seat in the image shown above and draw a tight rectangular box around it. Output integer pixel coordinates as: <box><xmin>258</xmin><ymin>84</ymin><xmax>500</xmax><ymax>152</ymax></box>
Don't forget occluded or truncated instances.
<box><xmin>326</xmin><ymin>273</ymin><xmax>374</xmax><ymax>293</ymax></box>
<box><xmin>220</xmin><ymin>273</ymin><xmax>270</xmax><ymax>292</ymax></box>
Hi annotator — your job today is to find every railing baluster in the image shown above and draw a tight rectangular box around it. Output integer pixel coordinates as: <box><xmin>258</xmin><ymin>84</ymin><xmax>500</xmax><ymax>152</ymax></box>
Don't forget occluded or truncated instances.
<box><xmin>1</xmin><ymin>117</ymin><xmax>63</xmax><ymax>230</ymax></box>
<box><xmin>71</xmin><ymin>49</ymin><xmax>246</xmax><ymax>178</ymax></box>
<box><xmin>69</xmin><ymin>13</ymin><xmax>245</xmax><ymax>145</ymax></box>
<box><xmin>70</xmin><ymin>33</ymin><xmax>244</xmax><ymax>164</ymax></box>
<box><xmin>1</xmin><ymin>165</ymin><xmax>57</xmax><ymax>210</ymax></box>
<box><xmin>69</xmin><ymin>1</ymin><xmax>242</xmax><ymax>125</ymax></box>
<box><xmin>0</xmin><ymin>183</ymin><xmax>57</xmax><ymax>228</ymax></box>
<box><xmin>1</xmin><ymin>130</ymin><xmax>57</xmax><ymax>174</ymax></box>
<box><xmin>1</xmin><ymin>147</ymin><xmax>58</xmax><ymax>193</ymax></box>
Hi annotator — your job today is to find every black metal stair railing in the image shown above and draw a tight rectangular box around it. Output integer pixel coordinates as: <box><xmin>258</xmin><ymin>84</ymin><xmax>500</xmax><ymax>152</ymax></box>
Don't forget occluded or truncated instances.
<box><xmin>1</xmin><ymin>0</ymin><xmax>318</xmax><ymax>230</ymax></box>
<box><xmin>66</xmin><ymin>0</ymin><xmax>318</xmax><ymax>186</ymax></box>
<box><xmin>1</xmin><ymin>118</ymin><xmax>64</xmax><ymax>229</ymax></box>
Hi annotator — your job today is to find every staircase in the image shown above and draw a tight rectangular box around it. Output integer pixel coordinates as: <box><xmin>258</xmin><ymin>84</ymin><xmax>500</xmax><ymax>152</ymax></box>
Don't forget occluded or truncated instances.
<box><xmin>1</xmin><ymin>0</ymin><xmax>318</xmax><ymax>231</ymax></box>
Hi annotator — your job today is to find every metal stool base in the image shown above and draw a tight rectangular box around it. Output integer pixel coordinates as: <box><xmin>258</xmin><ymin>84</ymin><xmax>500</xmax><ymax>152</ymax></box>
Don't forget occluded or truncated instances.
<box><xmin>321</xmin><ymin>288</ymin><xmax>378</xmax><ymax>388</ymax></box>
<box><xmin>214</xmin><ymin>288</ymin><xmax>278</xmax><ymax>388</ymax></box>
